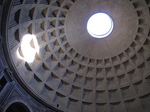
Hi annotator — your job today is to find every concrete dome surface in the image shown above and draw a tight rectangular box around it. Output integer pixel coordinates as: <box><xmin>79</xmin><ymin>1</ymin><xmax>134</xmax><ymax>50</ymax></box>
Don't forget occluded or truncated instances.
<box><xmin>0</xmin><ymin>0</ymin><xmax>150</xmax><ymax>112</ymax></box>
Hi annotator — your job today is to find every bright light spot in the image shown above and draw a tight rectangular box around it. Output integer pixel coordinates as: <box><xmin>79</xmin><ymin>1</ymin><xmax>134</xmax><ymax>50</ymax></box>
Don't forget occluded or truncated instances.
<box><xmin>17</xmin><ymin>34</ymin><xmax>39</xmax><ymax>63</ymax></box>
<box><xmin>87</xmin><ymin>13</ymin><xmax>114</xmax><ymax>38</ymax></box>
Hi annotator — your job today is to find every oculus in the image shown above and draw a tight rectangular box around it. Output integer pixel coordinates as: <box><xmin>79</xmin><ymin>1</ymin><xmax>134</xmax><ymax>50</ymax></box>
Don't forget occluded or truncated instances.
<box><xmin>87</xmin><ymin>13</ymin><xmax>114</xmax><ymax>38</ymax></box>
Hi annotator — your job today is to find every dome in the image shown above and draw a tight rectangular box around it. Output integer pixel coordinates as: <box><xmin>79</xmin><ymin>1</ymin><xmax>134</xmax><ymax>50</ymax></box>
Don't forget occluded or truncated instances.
<box><xmin>1</xmin><ymin>0</ymin><xmax>150</xmax><ymax>112</ymax></box>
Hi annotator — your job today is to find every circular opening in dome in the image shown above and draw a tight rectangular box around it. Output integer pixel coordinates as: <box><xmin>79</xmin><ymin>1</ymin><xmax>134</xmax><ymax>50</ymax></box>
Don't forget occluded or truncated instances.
<box><xmin>87</xmin><ymin>13</ymin><xmax>114</xmax><ymax>38</ymax></box>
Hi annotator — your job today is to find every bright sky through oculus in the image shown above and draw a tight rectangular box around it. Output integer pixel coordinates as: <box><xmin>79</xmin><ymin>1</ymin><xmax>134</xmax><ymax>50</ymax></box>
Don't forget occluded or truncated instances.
<box><xmin>87</xmin><ymin>13</ymin><xmax>114</xmax><ymax>38</ymax></box>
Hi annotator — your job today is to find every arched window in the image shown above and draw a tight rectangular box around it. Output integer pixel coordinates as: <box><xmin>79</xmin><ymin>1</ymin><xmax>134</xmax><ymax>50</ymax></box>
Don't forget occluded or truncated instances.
<box><xmin>6</xmin><ymin>102</ymin><xmax>30</xmax><ymax>112</ymax></box>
